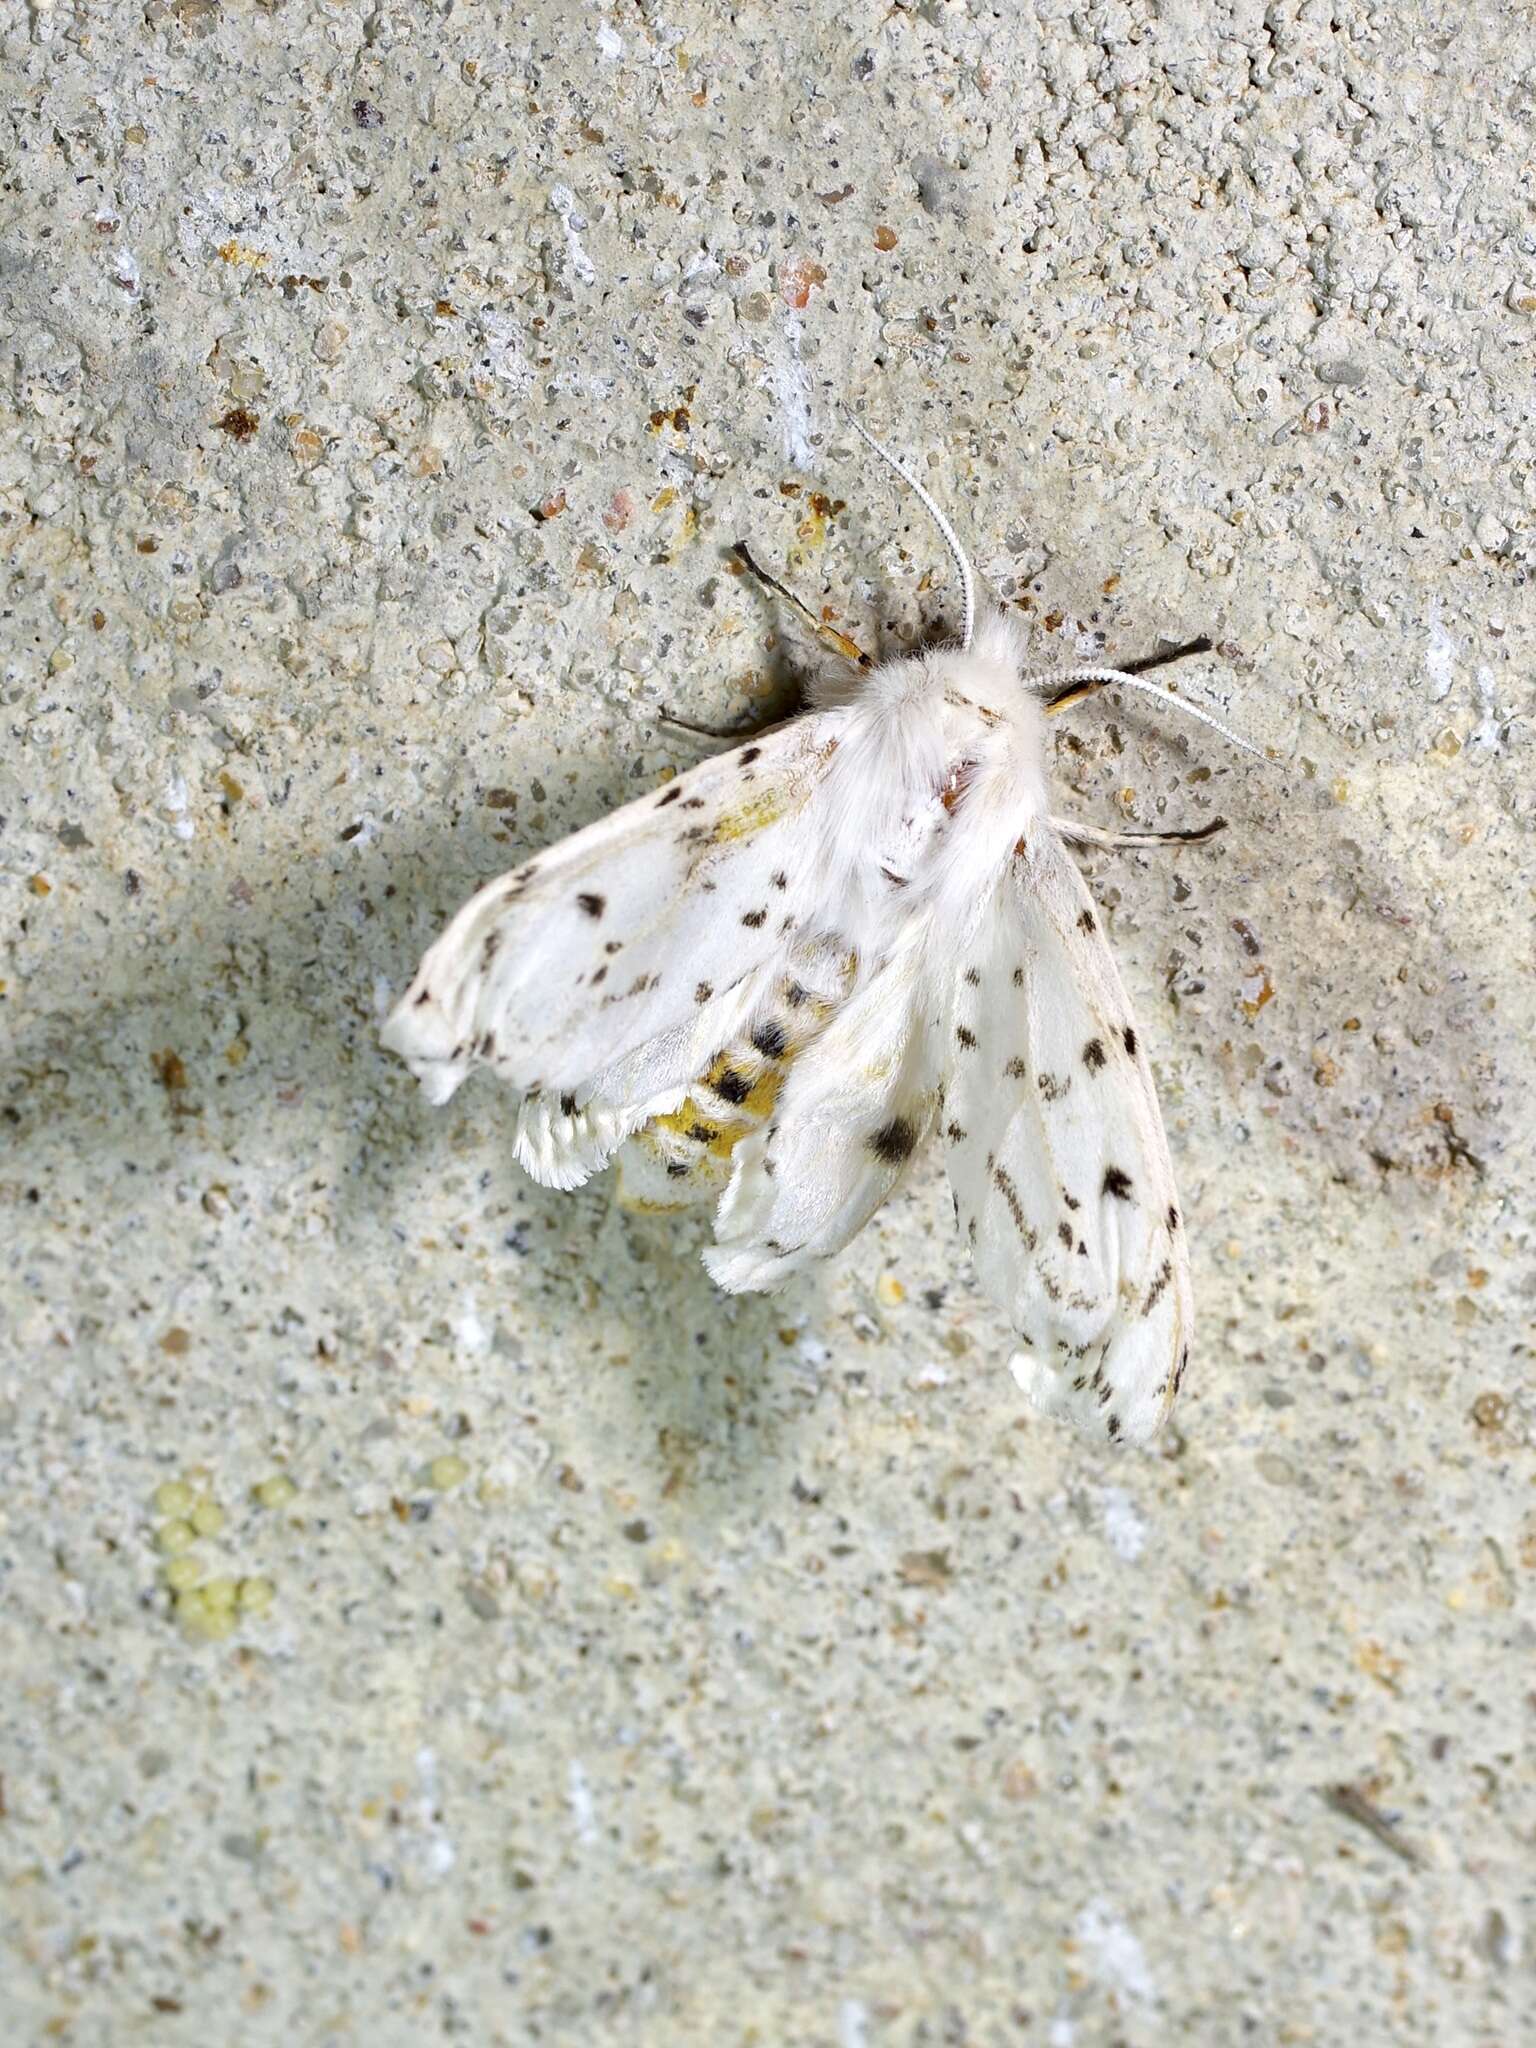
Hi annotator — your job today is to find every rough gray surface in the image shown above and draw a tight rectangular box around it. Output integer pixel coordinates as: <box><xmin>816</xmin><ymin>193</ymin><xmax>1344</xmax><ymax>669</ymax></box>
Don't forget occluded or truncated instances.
<box><xmin>2</xmin><ymin>1</ymin><xmax>1533</xmax><ymax>2042</ymax></box>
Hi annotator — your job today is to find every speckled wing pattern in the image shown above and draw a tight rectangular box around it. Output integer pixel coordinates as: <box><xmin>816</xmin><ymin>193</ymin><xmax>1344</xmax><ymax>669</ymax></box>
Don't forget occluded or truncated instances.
<box><xmin>702</xmin><ymin>935</ymin><xmax>946</xmax><ymax>1292</ymax></box>
<box><xmin>381</xmin><ymin>712</ymin><xmax>847</xmax><ymax>1188</ymax></box>
<box><xmin>940</xmin><ymin>832</ymin><xmax>1191</xmax><ymax>1445</ymax></box>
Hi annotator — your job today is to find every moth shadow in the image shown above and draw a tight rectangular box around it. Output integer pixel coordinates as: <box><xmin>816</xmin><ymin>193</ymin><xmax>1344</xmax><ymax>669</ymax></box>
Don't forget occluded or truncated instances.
<box><xmin>1</xmin><ymin>741</ymin><xmax>654</xmax><ymax>1251</ymax></box>
<box><xmin>582</xmin><ymin>1203</ymin><xmax>824</xmax><ymax>1489</ymax></box>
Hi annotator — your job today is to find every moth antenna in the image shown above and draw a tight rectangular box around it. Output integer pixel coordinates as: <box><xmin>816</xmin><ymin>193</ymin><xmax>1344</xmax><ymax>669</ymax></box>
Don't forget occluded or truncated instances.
<box><xmin>1030</xmin><ymin>664</ymin><xmax>1261</xmax><ymax>758</ymax></box>
<box><xmin>840</xmin><ymin>404</ymin><xmax>976</xmax><ymax>652</ymax></box>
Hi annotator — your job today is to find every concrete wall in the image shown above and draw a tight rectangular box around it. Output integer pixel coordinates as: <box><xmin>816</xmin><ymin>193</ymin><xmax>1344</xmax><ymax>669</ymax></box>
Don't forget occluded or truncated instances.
<box><xmin>2</xmin><ymin>1</ymin><xmax>1531</xmax><ymax>2040</ymax></box>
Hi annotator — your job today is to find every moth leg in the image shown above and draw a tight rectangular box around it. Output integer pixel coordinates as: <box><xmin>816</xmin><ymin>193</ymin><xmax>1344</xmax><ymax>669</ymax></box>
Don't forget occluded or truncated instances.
<box><xmin>660</xmin><ymin>542</ymin><xmax>871</xmax><ymax>743</ymax></box>
<box><xmin>1052</xmin><ymin>815</ymin><xmax>1227</xmax><ymax>851</ymax></box>
<box><xmin>659</xmin><ymin>705</ymin><xmax>797</xmax><ymax>744</ymax></box>
<box><xmin>1045</xmin><ymin>635</ymin><xmax>1212</xmax><ymax>714</ymax></box>
<box><xmin>730</xmin><ymin>540</ymin><xmax>873</xmax><ymax>671</ymax></box>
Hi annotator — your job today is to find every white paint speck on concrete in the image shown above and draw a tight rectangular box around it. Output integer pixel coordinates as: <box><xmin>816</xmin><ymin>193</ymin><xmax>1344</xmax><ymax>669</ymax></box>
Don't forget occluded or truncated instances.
<box><xmin>766</xmin><ymin>311</ymin><xmax>813</xmax><ymax>467</ymax></box>
<box><xmin>1425</xmin><ymin>600</ymin><xmax>1457</xmax><ymax>701</ymax></box>
<box><xmin>1098</xmin><ymin>1486</ymin><xmax>1147</xmax><ymax>1562</ymax></box>
<box><xmin>550</xmin><ymin>184</ymin><xmax>598</xmax><ymax>286</ymax></box>
<box><xmin>1075</xmin><ymin>1900</ymin><xmax>1156</xmax><ymax>2004</ymax></box>
<box><xmin>569</xmin><ymin>1759</ymin><xmax>598</xmax><ymax>1844</ymax></box>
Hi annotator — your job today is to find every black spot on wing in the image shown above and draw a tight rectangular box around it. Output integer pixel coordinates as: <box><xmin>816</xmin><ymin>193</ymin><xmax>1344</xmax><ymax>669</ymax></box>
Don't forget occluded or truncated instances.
<box><xmin>655</xmin><ymin>783</ymin><xmax>683</xmax><ymax>808</ymax></box>
<box><xmin>413</xmin><ymin>988</ymin><xmax>431</xmax><ymax>1008</ymax></box>
<box><xmin>1167</xmin><ymin>1204</ymin><xmax>1180</xmax><ymax>1231</ymax></box>
<box><xmin>750</xmin><ymin>1020</ymin><xmax>788</xmax><ymax>1059</ymax></box>
<box><xmin>577</xmin><ymin>892</ymin><xmax>605</xmax><ymax>918</ymax></box>
<box><xmin>1103</xmin><ymin>1166</ymin><xmax>1134</xmax><ymax>1200</ymax></box>
<box><xmin>1106</xmin><ymin>1414</ymin><xmax>1121</xmax><ymax>1440</ymax></box>
<box><xmin>480</xmin><ymin>1032</ymin><xmax>496</xmax><ymax>1056</ymax></box>
<box><xmin>1122</xmin><ymin>1025</ymin><xmax>1138</xmax><ymax>1056</ymax></box>
<box><xmin>964</xmin><ymin>967</ymin><xmax>981</xmax><ymax>986</ymax></box>
<box><xmin>1078</xmin><ymin>908</ymin><xmax>1096</xmax><ymax>934</ymax></box>
<box><xmin>694</xmin><ymin>981</ymin><xmax>713</xmax><ymax>1004</ymax></box>
<box><xmin>1083</xmin><ymin>1038</ymin><xmax>1107</xmax><ymax>1072</ymax></box>
<box><xmin>1144</xmin><ymin>1260</ymin><xmax>1173</xmax><ymax>1314</ymax></box>
<box><xmin>944</xmin><ymin>1120</ymin><xmax>966</xmax><ymax>1143</ymax></box>
<box><xmin>481</xmin><ymin>932</ymin><xmax>500</xmax><ymax>964</ymax></box>
<box><xmin>1012</xmin><ymin>966</ymin><xmax>1024</xmax><ymax>987</ymax></box>
<box><xmin>591</xmin><ymin>965</ymin><xmax>607</xmax><ymax>985</ymax></box>
<box><xmin>785</xmin><ymin>982</ymin><xmax>809</xmax><ymax>1008</ymax></box>
<box><xmin>559</xmin><ymin>1092</ymin><xmax>578</xmax><ymax>1117</ymax></box>
<box><xmin>868</xmin><ymin>1117</ymin><xmax>917</xmax><ymax>1164</ymax></box>
<box><xmin>771</xmin><ymin>870</ymin><xmax>788</xmax><ymax>890</ymax></box>
<box><xmin>1039</xmin><ymin>1073</ymin><xmax>1070</xmax><ymax>1102</ymax></box>
<box><xmin>991</xmin><ymin>1163</ymin><xmax>1038</xmax><ymax>1250</ymax></box>
<box><xmin>1004</xmin><ymin>1057</ymin><xmax>1027</xmax><ymax>1079</ymax></box>
<box><xmin>741</xmin><ymin>909</ymin><xmax>768</xmax><ymax>929</ymax></box>
<box><xmin>740</xmin><ymin>745</ymin><xmax>762</xmax><ymax>765</ymax></box>
<box><xmin>956</xmin><ymin>1026</ymin><xmax>978</xmax><ymax>1050</ymax></box>
<box><xmin>1057</xmin><ymin>1220</ymin><xmax>1074</xmax><ymax>1249</ymax></box>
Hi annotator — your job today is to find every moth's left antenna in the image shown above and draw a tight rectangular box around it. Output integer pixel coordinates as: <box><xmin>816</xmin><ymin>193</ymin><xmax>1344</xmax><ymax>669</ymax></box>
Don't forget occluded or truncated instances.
<box><xmin>840</xmin><ymin>404</ymin><xmax>976</xmax><ymax>652</ymax></box>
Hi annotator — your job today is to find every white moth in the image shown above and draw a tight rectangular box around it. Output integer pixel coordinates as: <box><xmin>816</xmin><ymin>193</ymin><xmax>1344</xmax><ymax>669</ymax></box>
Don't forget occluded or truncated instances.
<box><xmin>382</xmin><ymin>415</ymin><xmax>1253</xmax><ymax>1445</ymax></box>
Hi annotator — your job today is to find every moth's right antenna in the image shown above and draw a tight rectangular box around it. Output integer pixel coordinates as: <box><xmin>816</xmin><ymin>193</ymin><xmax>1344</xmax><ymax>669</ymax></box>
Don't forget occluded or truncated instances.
<box><xmin>1036</xmin><ymin>663</ymin><xmax>1261</xmax><ymax>758</ymax></box>
<box><xmin>840</xmin><ymin>404</ymin><xmax>976</xmax><ymax>653</ymax></box>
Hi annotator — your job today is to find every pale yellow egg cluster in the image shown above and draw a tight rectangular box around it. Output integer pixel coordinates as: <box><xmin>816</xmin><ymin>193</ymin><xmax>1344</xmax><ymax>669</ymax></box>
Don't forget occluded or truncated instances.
<box><xmin>148</xmin><ymin>1472</ymin><xmax>289</xmax><ymax>1642</ymax></box>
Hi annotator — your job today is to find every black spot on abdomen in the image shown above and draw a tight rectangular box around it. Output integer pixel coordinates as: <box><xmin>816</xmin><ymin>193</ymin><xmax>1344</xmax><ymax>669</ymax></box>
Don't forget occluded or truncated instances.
<box><xmin>577</xmin><ymin>892</ymin><xmax>605</xmax><ymax>918</ymax></box>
